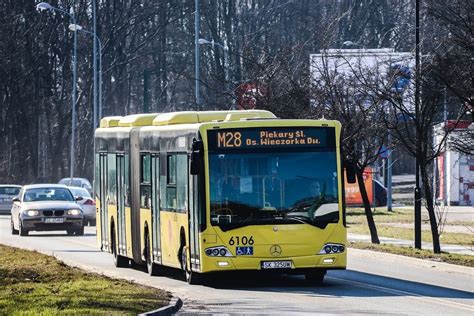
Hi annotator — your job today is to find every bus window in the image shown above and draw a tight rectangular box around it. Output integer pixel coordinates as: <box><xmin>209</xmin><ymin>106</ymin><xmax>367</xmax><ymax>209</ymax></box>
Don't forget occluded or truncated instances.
<box><xmin>166</xmin><ymin>155</ymin><xmax>177</xmax><ymax>210</ymax></box>
<box><xmin>209</xmin><ymin>151</ymin><xmax>339</xmax><ymax>227</ymax></box>
<box><xmin>140</xmin><ymin>154</ymin><xmax>151</xmax><ymax>209</ymax></box>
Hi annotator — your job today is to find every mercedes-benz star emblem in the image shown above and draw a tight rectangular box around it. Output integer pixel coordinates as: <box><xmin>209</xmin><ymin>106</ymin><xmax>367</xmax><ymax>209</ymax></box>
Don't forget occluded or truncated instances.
<box><xmin>270</xmin><ymin>244</ymin><xmax>282</xmax><ymax>257</ymax></box>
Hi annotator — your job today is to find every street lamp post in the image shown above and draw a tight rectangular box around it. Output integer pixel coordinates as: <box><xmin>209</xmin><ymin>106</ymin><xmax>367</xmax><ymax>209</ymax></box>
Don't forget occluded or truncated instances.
<box><xmin>36</xmin><ymin>2</ymin><xmax>77</xmax><ymax>185</ymax></box>
<box><xmin>195</xmin><ymin>0</ymin><xmax>201</xmax><ymax>110</ymax></box>
<box><xmin>68</xmin><ymin>24</ymin><xmax>103</xmax><ymax>133</ymax></box>
<box><xmin>414</xmin><ymin>0</ymin><xmax>422</xmax><ymax>249</ymax></box>
<box><xmin>198</xmin><ymin>38</ymin><xmax>232</xmax><ymax>109</ymax></box>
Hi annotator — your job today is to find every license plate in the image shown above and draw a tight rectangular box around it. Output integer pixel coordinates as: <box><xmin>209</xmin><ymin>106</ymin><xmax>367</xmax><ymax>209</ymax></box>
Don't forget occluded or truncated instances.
<box><xmin>261</xmin><ymin>260</ymin><xmax>292</xmax><ymax>269</ymax></box>
<box><xmin>44</xmin><ymin>217</ymin><xmax>64</xmax><ymax>223</ymax></box>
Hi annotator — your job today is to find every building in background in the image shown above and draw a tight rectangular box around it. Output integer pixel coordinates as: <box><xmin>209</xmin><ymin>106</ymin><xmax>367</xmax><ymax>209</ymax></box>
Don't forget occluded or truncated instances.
<box><xmin>433</xmin><ymin>120</ymin><xmax>473</xmax><ymax>206</ymax></box>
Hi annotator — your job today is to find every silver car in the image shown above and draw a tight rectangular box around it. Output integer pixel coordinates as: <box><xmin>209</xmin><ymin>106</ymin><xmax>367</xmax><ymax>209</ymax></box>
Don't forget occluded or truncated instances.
<box><xmin>58</xmin><ymin>177</ymin><xmax>92</xmax><ymax>195</ymax></box>
<box><xmin>10</xmin><ymin>184</ymin><xmax>84</xmax><ymax>236</ymax></box>
<box><xmin>68</xmin><ymin>186</ymin><xmax>96</xmax><ymax>226</ymax></box>
<box><xmin>0</xmin><ymin>185</ymin><xmax>21</xmax><ymax>214</ymax></box>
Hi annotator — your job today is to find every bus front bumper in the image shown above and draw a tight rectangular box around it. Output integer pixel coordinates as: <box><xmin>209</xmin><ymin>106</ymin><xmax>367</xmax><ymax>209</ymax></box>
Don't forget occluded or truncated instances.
<box><xmin>199</xmin><ymin>252</ymin><xmax>346</xmax><ymax>274</ymax></box>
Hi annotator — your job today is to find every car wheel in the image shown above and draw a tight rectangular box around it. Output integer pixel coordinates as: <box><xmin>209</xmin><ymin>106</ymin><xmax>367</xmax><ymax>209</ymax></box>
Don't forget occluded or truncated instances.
<box><xmin>19</xmin><ymin>219</ymin><xmax>28</xmax><ymax>236</ymax></box>
<box><xmin>305</xmin><ymin>269</ymin><xmax>326</xmax><ymax>285</ymax></box>
<box><xmin>11</xmin><ymin>218</ymin><xmax>18</xmax><ymax>235</ymax></box>
<box><xmin>89</xmin><ymin>219</ymin><xmax>96</xmax><ymax>226</ymax></box>
<box><xmin>75</xmin><ymin>227</ymin><xmax>84</xmax><ymax>236</ymax></box>
<box><xmin>67</xmin><ymin>230</ymin><xmax>74</xmax><ymax>236</ymax></box>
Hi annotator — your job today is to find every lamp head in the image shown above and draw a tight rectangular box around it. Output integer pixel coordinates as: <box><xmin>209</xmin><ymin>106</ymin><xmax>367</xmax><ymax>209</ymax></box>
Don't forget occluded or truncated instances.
<box><xmin>36</xmin><ymin>2</ymin><xmax>53</xmax><ymax>12</ymax></box>
<box><xmin>68</xmin><ymin>24</ymin><xmax>82</xmax><ymax>32</ymax></box>
<box><xmin>342</xmin><ymin>41</ymin><xmax>354</xmax><ymax>46</ymax></box>
<box><xmin>198</xmin><ymin>38</ymin><xmax>211</xmax><ymax>45</ymax></box>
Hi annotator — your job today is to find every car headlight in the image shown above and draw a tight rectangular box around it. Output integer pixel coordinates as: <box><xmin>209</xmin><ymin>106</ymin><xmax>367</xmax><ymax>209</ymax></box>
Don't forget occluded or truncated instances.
<box><xmin>67</xmin><ymin>209</ymin><xmax>82</xmax><ymax>216</ymax></box>
<box><xmin>25</xmin><ymin>210</ymin><xmax>39</xmax><ymax>216</ymax></box>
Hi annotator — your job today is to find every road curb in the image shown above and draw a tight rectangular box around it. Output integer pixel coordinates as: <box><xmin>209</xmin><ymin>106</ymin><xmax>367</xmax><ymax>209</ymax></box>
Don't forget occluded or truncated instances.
<box><xmin>138</xmin><ymin>297</ymin><xmax>183</xmax><ymax>316</ymax></box>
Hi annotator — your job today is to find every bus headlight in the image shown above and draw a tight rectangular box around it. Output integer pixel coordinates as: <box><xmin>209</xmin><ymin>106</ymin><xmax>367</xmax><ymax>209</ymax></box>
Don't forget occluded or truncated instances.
<box><xmin>205</xmin><ymin>246</ymin><xmax>232</xmax><ymax>257</ymax></box>
<box><xmin>319</xmin><ymin>243</ymin><xmax>345</xmax><ymax>255</ymax></box>
<box><xmin>67</xmin><ymin>209</ymin><xmax>82</xmax><ymax>216</ymax></box>
<box><xmin>25</xmin><ymin>210</ymin><xmax>39</xmax><ymax>216</ymax></box>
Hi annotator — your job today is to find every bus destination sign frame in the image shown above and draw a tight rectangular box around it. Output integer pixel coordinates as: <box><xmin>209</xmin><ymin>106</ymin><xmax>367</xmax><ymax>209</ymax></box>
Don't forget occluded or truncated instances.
<box><xmin>207</xmin><ymin>127</ymin><xmax>335</xmax><ymax>151</ymax></box>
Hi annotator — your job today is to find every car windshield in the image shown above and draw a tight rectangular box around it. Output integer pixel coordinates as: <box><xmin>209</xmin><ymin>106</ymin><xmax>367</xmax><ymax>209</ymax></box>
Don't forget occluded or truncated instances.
<box><xmin>0</xmin><ymin>187</ymin><xmax>20</xmax><ymax>195</ymax></box>
<box><xmin>24</xmin><ymin>188</ymin><xmax>74</xmax><ymax>202</ymax></box>
<box><xmin>68</xmin><ymin>187</ymin><xmax>91</xmax><ymax>198</ymax></box>
<box><xmin>209</xmin><ymin>150</ymin><xmax>339</xmax><ymax>230</ymax></box>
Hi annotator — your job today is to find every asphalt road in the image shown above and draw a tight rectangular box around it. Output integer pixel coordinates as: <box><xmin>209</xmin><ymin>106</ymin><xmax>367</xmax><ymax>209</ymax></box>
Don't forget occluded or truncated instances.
<box><xmin>0</xmin><ymin>215</ymin><xmax>473</xmax><ymax>315</ymax></box>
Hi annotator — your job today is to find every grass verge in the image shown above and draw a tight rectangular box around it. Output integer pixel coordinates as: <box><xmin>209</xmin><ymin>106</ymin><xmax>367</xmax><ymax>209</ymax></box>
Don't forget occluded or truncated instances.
<box><xmin>348</xmin><ymin>225</ymin><xmax>473</xmax><ymax>246</ymax></box>
<box><xmin>349</xmin><ymin>241</ymin><xmax>474</xmax><ymax>267</ymax></box>
<box><xmin>347</xmin><ymin>207</ymin><xmax>473</xmax><ymax>246</ymax></box>
<box><xmin>0</xmin><ymin>244</ymin><xmax>170</xmax><ymax>315</ymax></box>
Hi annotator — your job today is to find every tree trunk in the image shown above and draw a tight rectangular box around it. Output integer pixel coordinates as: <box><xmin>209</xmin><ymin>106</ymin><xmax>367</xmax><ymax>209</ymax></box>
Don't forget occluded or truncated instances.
<box><xmin>420</xmin><ymin>163</ymin><xmax>441</xmax><ymax>253</ymax></box>
<box><xmin>356</xmin><ymin>167</ymin><xmax>380</xmax><ymax>244</ymax></box>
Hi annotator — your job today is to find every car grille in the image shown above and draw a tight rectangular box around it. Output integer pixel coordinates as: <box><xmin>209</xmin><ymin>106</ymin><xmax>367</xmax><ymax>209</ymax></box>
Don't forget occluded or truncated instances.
<box><xmin>42</xmin><ymin>210</ymin><xmax>65</xmax><ymax>216</ymax></box>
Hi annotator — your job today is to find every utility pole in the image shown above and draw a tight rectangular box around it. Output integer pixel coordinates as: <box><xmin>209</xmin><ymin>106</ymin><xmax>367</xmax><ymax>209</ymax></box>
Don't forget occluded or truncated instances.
<box><xmin>194</xmin><ymin>0</ymin><xmax>201</xmax><ymax>110</ymax></box>
<box><xmin>414</xmin><ymin>0</ymin><xmax>422</xmax><ymax>249</ymax></box>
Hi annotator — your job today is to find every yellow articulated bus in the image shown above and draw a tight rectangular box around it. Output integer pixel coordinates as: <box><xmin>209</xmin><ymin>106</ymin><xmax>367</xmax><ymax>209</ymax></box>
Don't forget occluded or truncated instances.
<box><xmin>95</xmin><ymin>110</ymin><xmax>354</xmax><ymax>284</ymax></box>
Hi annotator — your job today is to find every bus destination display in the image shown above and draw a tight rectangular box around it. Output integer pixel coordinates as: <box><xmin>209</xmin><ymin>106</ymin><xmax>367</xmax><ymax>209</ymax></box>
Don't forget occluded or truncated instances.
<box><xmin>208</xmin><ymin>127</ymin><xmax>334</xmax><ymax>150</ymax></box>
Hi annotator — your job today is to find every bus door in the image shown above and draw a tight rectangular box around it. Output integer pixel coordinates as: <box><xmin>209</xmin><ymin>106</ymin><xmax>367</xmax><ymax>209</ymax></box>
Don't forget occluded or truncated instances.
<box><xmin>188</xmin><ymin>162</ymin><xmax>201</xmax><ymax>271</ymax></box>
<box><xmin>151</xmin><ymin>154</ymin><xmax>161</xmax><ymax>263</ymax></box>
<box><xmin>99</xmin><ymin>153</ymin><xmax>108</xmax><ymax>250</ymax></box>
<box><xmin>116</xmin><ymin>154</ymin><xmax>127</xmax><ymax>256</ymax></box>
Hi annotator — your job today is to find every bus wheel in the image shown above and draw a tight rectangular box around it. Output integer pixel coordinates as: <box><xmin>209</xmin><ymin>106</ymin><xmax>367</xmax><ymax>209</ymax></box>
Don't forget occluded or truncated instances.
<box><xmin>112</xmin><ymin>226</ymin><xmax>128</xmax><ymax>268</ymax></box>
<box><xmin>146</xmin><ymin>234</ymin><xmax>160</xmax><ymax>276</ymax></box>
<box><xmin>181</xmin><ymin>246</ymin><xmax>199</xmax><ymax>285</ymax></box>
<box><xmin>305</xmin><ymin>269</ymin><xmax>326</xmax><ymax>284</ymax></box>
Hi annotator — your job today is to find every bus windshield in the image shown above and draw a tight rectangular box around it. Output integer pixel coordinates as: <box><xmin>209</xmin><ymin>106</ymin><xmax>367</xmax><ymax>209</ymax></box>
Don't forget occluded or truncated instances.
<box><xmin>208</xmin><ymin>150</ymin><xmax>339</xmax><ymax>230</ymax></box>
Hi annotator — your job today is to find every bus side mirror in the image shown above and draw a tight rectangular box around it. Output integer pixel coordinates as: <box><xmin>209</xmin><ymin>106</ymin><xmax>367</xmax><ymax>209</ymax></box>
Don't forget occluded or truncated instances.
<box><xmin>190</xmin><ymin>139</ymin><xmax>203</xmax><ymax>175</ymax></box>
<box><xmin>345</xmin><ymin>160</ymin><xmax>357</xmax><ymax>184</ymax></box>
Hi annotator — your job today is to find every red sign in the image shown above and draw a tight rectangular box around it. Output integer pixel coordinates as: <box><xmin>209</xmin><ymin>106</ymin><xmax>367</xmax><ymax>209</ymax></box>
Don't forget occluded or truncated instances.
<box><xmin>345</xmin><ymin>167</ymin><xmax>374</xmax><ymax>205</ymax></box>
<box><xmin>235</xmin><ymin>83</ymin><xmax>268</xmax><ymax>110</ymax></box>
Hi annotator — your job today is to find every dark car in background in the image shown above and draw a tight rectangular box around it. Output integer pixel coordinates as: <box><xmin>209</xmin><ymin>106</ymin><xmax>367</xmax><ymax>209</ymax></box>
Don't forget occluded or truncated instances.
<box><xmin>0</xmin><ymin>185</ymin><xmax>22</xmax><ymax>215</ymax></box>
<box><xmin>58</xmin><ymin>178</ymin><xmax>92</xmax><ymax>195</ymax></box>
<box><xmin>10</xmin><ymin>184</ymin><xmax>84</xmax><ymax>236</ymax></box>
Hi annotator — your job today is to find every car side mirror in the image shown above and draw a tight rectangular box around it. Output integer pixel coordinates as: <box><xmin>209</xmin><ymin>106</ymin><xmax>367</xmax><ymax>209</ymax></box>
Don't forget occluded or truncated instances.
<box><xmin>12</xmin><ymin>197</ymin><xmax>20</xmax><ymax>203</ymax></box>
<box><xmin>75</xmin><ymin>196</ymin><xmax>84</xmax><ymax>201</ymax></box>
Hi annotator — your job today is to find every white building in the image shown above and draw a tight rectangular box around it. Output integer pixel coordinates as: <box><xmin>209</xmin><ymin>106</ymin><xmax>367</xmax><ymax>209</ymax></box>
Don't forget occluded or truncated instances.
<box><xmin>433</xmin><ymin>121</ymin><xmax>474</xmax><ymax>206</ymax></box>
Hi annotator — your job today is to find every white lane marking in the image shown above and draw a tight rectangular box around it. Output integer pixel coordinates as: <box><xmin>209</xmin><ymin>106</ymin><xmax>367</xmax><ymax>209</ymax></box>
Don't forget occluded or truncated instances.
<box><xmin>328</xmin><ymin>276</ymin><xmax>473</xmax><ymax>311</ymax></box>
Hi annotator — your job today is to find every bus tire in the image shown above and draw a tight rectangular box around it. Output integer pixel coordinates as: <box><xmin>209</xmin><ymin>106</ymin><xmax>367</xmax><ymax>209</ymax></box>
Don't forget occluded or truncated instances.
<box><xmin>11</xmin><ymin>218</ymin><xmax>19</xmax><ymax>235</ymax></box>
<box><xmin>181</xmin><ymin>246</ymin><xmax>200</xmax><ymax>285</ymax></box>
<box><xmin>146</xmin><ymin>233</ymin><xmax>160</xmax><ymax>276</ymax></box>
<box><xmin>112</xmin><ymin>225</ymin><xmax>128</xmax><ymax>268</ymax></box>
<box><xmin>305</xmin><ymin>269</ymin><xmax>326</xmax><ymax>284</ymax></box>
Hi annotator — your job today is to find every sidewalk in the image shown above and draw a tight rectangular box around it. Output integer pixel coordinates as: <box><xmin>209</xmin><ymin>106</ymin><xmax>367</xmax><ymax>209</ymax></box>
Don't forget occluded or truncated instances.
<box><xmin>348</xmin><ymin>233</ymin><xmax>474</xmax><ymax>256</ymax></box>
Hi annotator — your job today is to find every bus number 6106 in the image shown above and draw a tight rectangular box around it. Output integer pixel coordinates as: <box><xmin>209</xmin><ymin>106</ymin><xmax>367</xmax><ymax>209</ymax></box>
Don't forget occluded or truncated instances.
<box><xmin>229</xmin><ymin>236</ymin><xmax>254</xmax><ymax>246</ymax></box>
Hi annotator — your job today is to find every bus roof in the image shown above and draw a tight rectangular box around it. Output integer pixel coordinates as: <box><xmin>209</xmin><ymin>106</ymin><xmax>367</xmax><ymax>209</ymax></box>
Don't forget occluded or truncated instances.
<box><xmin>99</xmin><ymin>116</ymin><xmax>123</xmax><ymax>128</ymax></box>
<box><xmin>99</xmin><ymin>110</ymin><xmax>276</xmax><ymax>128</ymax></box>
